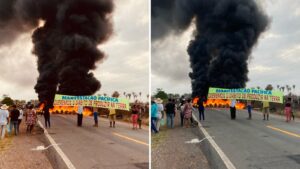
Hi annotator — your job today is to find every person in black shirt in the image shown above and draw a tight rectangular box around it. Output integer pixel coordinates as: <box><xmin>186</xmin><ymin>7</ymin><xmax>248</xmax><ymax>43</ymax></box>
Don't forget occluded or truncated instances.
<box><xmin>165</xmin><ymin>99</ymin><xmax>175</xmax><ymax>128</ymax></box>
<box><xmin>43</xmin><ymin>101</ymin><xmax>51</xmax><ymax>128</ymax></box>
<box><xmin>10</xmin><ymin>105</ymin><xmax>20</xmax><ymax>136</ymax></box>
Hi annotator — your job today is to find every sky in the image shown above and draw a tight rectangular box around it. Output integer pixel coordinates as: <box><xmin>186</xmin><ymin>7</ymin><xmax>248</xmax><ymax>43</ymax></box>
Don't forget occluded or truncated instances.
<box><xmin>151</xmin><ymin>0</ymin><xmax>300</xmax><ymax>96</ymax></box>
<box><xmin>0</xmin><ymin>0</ymin><xmax>149</xmax><ymax>101</ymax></box>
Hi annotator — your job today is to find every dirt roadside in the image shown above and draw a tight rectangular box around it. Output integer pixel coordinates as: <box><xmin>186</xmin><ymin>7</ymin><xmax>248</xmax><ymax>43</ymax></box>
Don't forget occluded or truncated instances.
<box><xmin>151</xmin><ymin>113</ymin><xmax>210</xmax><ymax>169</ymax></box>
<box><xmin>0</xmin><ymin>120</ymin><xmax>53</xmax><ymax>169</ymax></box>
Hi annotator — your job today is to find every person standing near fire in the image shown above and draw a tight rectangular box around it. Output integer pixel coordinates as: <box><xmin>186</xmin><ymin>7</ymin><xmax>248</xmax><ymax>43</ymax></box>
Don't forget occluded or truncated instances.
<box><xmin>230</xmin><ymin>99</ymin><xmax>236</xmax><ymax>120</ymax></box>
<box><xmin>26</xmin><ymin>104</ymin><xmax>37</xmax><ymax>133</ymax></box>
<box><xmin>197</xmin><ymin>96</ymin><xmax>205</xmax><ymax>121</ymax></box>
<box><xmin>77</xmin><ymin>105</ymin><xmax>83</xmax><ymax>127</ymax></box>
<box><xmin>43</xmin><ymin>101</ymin><xmax>51</xmax><ymax>128</ymax></box>
<box><xmin>10</xmin><ymin>105</ymin><xmax>20</xmax><ymax>136</ymax></box>
<box><xmin>262</xmin><ymin>101</ymin><xmax>269</xmax><ymax>120</ymax></box>
<box><xmin>109</xmin><ymin>108</ymin><xmax>116</xmax><ymax>128</ymax></box>
<box><xmin>93</xmin><ymin>107</ymin><xmax>99</xmax><ymax>127</ymax></box>
<box><xmin>247</xmin><ymin>100</ymin><xmax>252</xmax><ymax>120</ymax></box>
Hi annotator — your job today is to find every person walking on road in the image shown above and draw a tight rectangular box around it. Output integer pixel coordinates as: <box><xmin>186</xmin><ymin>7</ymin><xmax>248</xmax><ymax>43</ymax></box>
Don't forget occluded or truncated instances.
<box><xmin>131</xmin><ymin>104</ymin><xmax>139</xmax><ymax>129</ymax></box>
<box><xmin>183</xmin><ymin>99</ymin><xmax>193</xmax><ymax>128</ymax></box>
<box><xmin>77</xmin><ymin>105</ymin><xmax>84</xmax><ymax>127</ymax></box>
<box><xmin>26</xmin><ymin>105</ymin><xmax>37</xmax><ymax>133</ymax></box>
<box><xmin>197</xmin><ymin>96</ymin><xmax>205</xmax><ymax>121</ymax></box>
<box><xmin>247</xmin><ymin>100</ymin><xmax>252</xmax><ymax>120</ymax></box>
<box><xmin>151</xmin><ymin>100</ymin><xmax>158</xmax><ymax>133</ymax></box>
<box><xmin>0</xmin><ymin>104</ymin><xmax>9</xmax><ymax>139</ymax></box>
<box><xmin>10</xmin><ymin>105</ymin><xmax>20</xmax><ymax>136</ymax></box>
<box><xmin>285</xmin><ymin>98</ymin><xmax>292</xmax><ymax>122</ymax></box>
<box><xmin>165</xmin><ymin>99</ymin><xmax>176</xmax><ymax>128</ymax></box>
<box><xmin>230</xmin><ymin>99</ymin><xmax>236</xmax><ymax>120</ymax></box>
<box><xmin>262</xmin><ymin>101</ymin><xmax>270</xmax><ymax>120</ymax></box>
<box><xmin>109</xmin><ymin>108</ymin><xmax>116</xmax><ymax>128</ymax></box>
<box><xmin>155</xmin><ymin>98</ymin><xmax>164</xmax><ymax>131</ymax></box>
<box><xmin>93</xmin><ymin>107</ymin><xmax>99</xmax><ymax>127</ymax></box>
<box><xmin>18</xmin><ymin>106</ymin><xmax>24</xmax><ymax>132</ymax></box>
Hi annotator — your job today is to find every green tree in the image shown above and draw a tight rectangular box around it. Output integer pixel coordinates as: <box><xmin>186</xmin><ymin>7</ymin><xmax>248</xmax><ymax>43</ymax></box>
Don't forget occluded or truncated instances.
<box><xmin>154</xmin><ymin>88</ymin><xmax>168</xmax><ymax>100</ymax></box>
<box><xmin>1</xmin><ymin>97</ymin><xmax>14</xmax><ymax>106</ymax></box>
<box><xmin>265</xmin><ymin>84</ymin><xmax>273</xmax><ymax>90</ymax></box>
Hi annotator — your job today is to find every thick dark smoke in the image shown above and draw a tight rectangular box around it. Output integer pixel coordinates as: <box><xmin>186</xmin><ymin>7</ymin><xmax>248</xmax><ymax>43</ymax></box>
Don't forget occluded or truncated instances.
<box><xmin>152</xmin><ymin>0</ymin><xmax>269</xmax><ymax>97</ymax></box>
<box><xmin>0</xmin><ymin>0</ymin><xmax>114</xmax><ymax>105</ymax></box>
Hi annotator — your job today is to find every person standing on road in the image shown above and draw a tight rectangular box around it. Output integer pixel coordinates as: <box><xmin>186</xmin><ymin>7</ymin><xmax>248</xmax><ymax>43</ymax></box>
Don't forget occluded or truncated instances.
<box><xmin>131</xmin><ymin>104</ymin><xmax>139</xmax><ymax>129</ymax></box>
<box><xmin>197</xmin><ymin>96</ymin><xmax>205</xmax><ymax>121</ymax></box>
<box><xmin>10</xmin><ymin>105</ymin><xmax>20</xmax><ymax>136</ymax></box>
<box><xmin>43</xmin><ymin>102</ymin><xmax>51</xmax><ymax>128</ymax></box>
<box><xmin>230</xmin><ymin>99</ymin><xmax>236</xmax><ymax>120</ymax></box>
<box><xmin>93</xmin><ymin>107</ymin><xmax>99</xmax><ymax>127</ymax></box>
<box><xmin>180</xmin><ymin>100</ymin><xmax>186</xmax><ymax>127</ymax></box>
<box><xmin>155</xmin><ymin>98</ymin><xmax>164</xmax><ymax>131</ymax></box>
<box><xmin>137</xmin><ymin>104</ymin><xmax>143</xmax><ymax>129</ymax></box>
<box><xmin>284</xmin><ymin>98</ymin><xmax>292</xmax><ymax>122</ymax></box>
<box><xmin>0</xmin><ymin>104</ymin><xmax>9</xmax><ymax>139</ymax></box>
<box><xmin>18</xmin><ymin>106</ymin><xmax>24</xmax><ymax>132</ymax></box>
<box><xmin>151</xmin><ymin>100</ymin><xmax>158</xmax><ymax>133</ymax></box>
<box><xmin>77</xmin><ymin>105</ymin><xmax>83</xmax><ymax>127</ymax></box>
<box><xmin>109</xmin><ymin>108</ymin><xmax>116</xmax><ymax>128</ymax></box>
<box><xmin>247</xmin><ymin>100</ymin><xmax>252</xmax><ymax>120</ymax></box>
<box><xmin>26</xmin><ymin>105</ymin><xmax>36</xmax><ymax>133</ymax></box>
<box><xmin>183</xmin><ymin>99</ymin><xmax>193</xmax><ymax>128</ymax></box>
<box><xmin>165</xmin><ymin>99</ymin><xmax>176</xmax><ymax>128</ymax></box>
<box><xmin>262</xmin><ymin>101</ymin><xmax>269</xmax><ymax>120</ymax></box>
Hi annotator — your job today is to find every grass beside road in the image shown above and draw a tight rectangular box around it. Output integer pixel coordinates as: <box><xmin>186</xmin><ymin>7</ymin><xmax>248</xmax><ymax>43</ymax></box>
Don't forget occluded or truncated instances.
<box><xmin>151</xmin><ymin>126</ymin><xmax>168</xmax><ymax>149</ymax></box>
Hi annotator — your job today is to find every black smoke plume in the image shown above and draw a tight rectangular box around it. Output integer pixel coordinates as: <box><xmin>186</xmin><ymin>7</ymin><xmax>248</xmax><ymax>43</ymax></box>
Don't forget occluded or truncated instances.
<box><xmin>0</xmin><ymin>0</ymin><xmax>114</xmax><ymax>105</ymax></box>
<box><xmin>152</xmin><ymin>0</ymin><xmax>269</xmax><ymax>97</ymax></box>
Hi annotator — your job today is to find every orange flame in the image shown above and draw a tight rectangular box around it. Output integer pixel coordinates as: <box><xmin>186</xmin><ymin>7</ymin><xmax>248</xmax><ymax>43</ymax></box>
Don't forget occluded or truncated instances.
<box><xmin>193</xmin><ymin>98</ymin><xmax>245</xmax><ymax>109</ymax></box>
<box><xmin>49</xmin><ymin>106</ymin><xmax>92</xmax><ymax>116</ymax></box>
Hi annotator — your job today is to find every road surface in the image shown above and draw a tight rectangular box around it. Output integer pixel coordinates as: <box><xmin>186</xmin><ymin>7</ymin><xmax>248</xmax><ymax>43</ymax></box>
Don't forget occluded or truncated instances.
<box><xmin>194</xmin><ymin>108</ymin><xmax>300</xmax><ymax>169</ymax></box>
<box><xmin>40</xmin><ymin>115</ymin><xmax>149</xmax><ymax>169</ymax></box>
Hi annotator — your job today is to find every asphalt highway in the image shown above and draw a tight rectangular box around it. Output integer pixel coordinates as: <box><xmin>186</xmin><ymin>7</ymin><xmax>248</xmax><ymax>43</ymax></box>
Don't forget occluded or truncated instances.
<box><xmin>194</xmin><ymin>108</ymin><xmax>300</xmax><ymax>169</ymax></box>
<box><xmin>40</xmin><ymin>115</ymin><xmax>149</xmax><ymax>169</ymax></box>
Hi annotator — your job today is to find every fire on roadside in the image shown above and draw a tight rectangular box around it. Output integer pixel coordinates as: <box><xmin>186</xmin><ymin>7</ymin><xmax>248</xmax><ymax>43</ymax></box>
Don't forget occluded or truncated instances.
<box><xmin>193</xmin><ymin>97</ymin><xmax>245</xmax><ymax>109</ymax></box>
<box><xmin>38</xmin><ymin>104</ymin><xmax>92</xmax><ymax>116</ymax></box>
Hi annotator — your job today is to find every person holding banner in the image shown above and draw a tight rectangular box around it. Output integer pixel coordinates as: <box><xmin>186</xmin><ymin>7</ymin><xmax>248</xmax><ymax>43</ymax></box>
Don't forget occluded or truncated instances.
<box><xmin>230</xmin><ymin>99</ymin><xmax>236</xmax><ymax>119</ymax></box>
<box><xmin>262</xmin><ymin>101</ymin><xmax>269</xmax><ymax>120</ymax></box>
<box><xmin>109</xmin><ymin>108</ymin><xmax>116</xmax><ymax>128</ymax></box>
<box><xmin>77</xmin><ymin>105</ymin><xmax>83</xmax><ymax>127</ymax></box>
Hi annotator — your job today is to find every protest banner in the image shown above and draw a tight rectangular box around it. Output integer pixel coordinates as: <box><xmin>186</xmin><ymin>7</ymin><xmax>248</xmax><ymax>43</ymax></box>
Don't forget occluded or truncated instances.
<box><xmin>207</xmin><ymin>87</ymin><xmax>283</xmax><ymax>103</ymax></box>
<box><xmin>53</xmin><ymin>94</ymin><xmax>130</xmax><ymax>111</ymax></box>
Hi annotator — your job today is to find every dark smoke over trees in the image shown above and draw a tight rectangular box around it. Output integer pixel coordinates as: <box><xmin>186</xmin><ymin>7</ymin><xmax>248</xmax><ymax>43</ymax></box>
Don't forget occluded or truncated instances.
<box><xmin>152</xmin><ymin>0</ymin><xmax>269</xmax><ymax>97</ymax></box>
<box><xmin>0</xmin><ymin>0</ymin><xmax>114</xmax><ymax>105</ymax></box>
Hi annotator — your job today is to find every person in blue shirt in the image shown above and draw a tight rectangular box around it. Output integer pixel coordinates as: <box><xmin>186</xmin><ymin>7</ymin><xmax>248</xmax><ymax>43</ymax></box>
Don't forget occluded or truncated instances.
<box><xmin>151</xmin><ymin>100</ymin><xmax>158</xmax><ymax>133</ymax></box>
<box><xmin>93</xmin><ymin>107</ymin><xmax>98</xmax><ymax>127</ymax></box>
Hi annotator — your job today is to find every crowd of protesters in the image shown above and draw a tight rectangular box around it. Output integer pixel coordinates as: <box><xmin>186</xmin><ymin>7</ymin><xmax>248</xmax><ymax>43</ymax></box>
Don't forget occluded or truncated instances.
<box><xmin>0</xmin><ymin>102</ymin><xmax>37</xmax><ymax>140</ymax></box>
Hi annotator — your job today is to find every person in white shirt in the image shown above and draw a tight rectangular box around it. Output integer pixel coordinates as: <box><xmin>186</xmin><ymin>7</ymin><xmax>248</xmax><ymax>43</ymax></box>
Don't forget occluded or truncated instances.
<box><xmin>0</xmin><ymin>104</ymin><xmax>10</xmax><ymax>139</ymax></box>
<box><xmin>230</xmin><ymin>99</ymin><xmax>236</xmax><ymax>120</ymax></box>
<box><xmin>77</xmin><ymin>105</ymin><xmax>84</xmax><ymax>126</ymax></box>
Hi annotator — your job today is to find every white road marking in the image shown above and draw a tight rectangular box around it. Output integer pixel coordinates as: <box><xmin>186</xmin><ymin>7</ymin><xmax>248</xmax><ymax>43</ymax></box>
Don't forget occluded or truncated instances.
<box><xmin>38</xmin><ymin>120</ymin><xmax>76</xmax><ymax>169</ymax></box>
<box><xmin>192</xmin><ymin>113</ymin><xmax>236</xmax><ymax>169</ymax></box>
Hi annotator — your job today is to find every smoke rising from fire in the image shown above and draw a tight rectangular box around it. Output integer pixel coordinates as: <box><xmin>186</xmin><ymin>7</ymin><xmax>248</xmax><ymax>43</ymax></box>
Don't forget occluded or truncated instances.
<box><xmin>0</xmin><ymin>0</ymin><xmax>114</xmax><ymax>105</ymax></box>
<box><xmin>152</xmin><ymin>0</ymin><xmax>269</xmax><ymax>97</ymax></box>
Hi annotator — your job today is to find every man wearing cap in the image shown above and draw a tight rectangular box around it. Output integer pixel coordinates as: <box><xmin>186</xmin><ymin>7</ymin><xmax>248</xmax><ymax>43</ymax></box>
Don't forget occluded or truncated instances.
<box><xmin>155</xmin><ymin>98</ymin><xmax>164</xmax><ymax>131</ymax></box>
<box><xmin>0</xmin><ymin>104</ymin><xmax>9</xmax><ymax>139</ymax></box>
